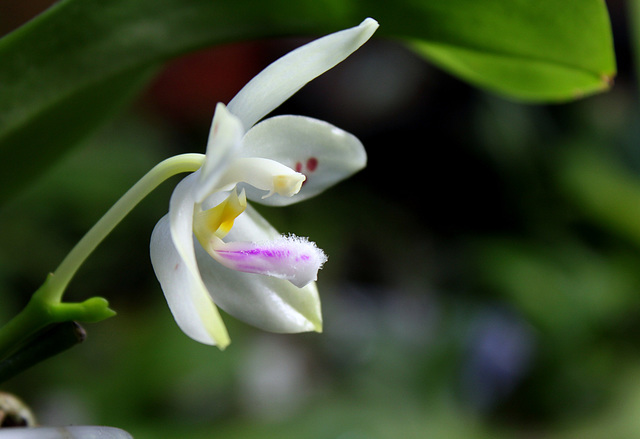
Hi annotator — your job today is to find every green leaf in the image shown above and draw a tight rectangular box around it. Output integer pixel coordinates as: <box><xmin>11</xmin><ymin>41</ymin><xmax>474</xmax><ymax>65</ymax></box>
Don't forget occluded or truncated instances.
<box><xmin>404</xmin><ymin>0</ymin><xmax>615</xmax><ymax>102</ymax></box>
<box><xmin>0</xmin><ymin>0</ymin><xmax>615</xmax><ymax>204</ymax></box>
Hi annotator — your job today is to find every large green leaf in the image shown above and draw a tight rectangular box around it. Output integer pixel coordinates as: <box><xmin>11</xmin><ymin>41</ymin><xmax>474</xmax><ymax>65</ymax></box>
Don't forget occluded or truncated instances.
<box><xmin>0</xmin><ymin>0</ymin><xmax>615</xmax><ymax>204</ymax></box>
<box><xmin>405</xmin><ymin>0</ymin><xmax>615</xmax><ymax>101</ymax></box>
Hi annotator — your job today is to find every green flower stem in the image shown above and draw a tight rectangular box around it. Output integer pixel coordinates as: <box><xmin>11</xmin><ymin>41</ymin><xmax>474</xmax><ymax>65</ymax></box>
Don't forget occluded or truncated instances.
<box><xmin>48</xmin><ymin>152</ymin><xmax>205</xmax><ymax>300</ymax></box>
<box><xmin>0</xmin><ymin>153</ymin><xmax>205</xmax><ymax>361</ymax></box>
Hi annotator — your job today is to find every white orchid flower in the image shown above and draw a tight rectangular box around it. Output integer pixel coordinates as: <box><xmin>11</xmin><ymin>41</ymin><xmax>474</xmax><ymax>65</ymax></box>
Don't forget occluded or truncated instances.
<box><xmin>150</xmin><ymin>18</ymin><xmax>379</xmax><ymax>349</ymax></box>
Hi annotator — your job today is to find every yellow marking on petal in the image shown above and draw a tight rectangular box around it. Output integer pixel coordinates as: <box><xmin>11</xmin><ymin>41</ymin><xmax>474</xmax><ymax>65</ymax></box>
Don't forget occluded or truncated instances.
<box><xmin>194</xmin><ymin>190</ymin><xmax>247</xmax><ymax>249</ymax></box>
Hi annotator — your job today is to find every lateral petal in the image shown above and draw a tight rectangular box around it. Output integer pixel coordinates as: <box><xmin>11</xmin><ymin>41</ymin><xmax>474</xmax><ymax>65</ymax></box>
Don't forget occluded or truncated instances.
<box><xmin>240</xmin><ymin>115</ymin><xmax>367</xmax><ymax>205</ymax></box>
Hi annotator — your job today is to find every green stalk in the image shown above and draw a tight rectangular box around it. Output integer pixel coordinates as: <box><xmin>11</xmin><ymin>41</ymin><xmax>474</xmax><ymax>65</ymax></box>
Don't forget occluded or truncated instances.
<box><xmin>0</xmin><ymin>153</ymin><xmax>205</xmax><ymax>361</ymax></box>
<box><xmin>47</xmin><ymin>153</ymin><xmax>205</xmax><ymax>300</ymax></box>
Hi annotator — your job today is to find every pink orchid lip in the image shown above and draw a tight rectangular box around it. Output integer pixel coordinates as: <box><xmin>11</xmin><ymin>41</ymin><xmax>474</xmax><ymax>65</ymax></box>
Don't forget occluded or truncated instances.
<box><xmin>209</xmin><ymin>234</ymin><xmax>327</xmax><ymax>288</ymax></box>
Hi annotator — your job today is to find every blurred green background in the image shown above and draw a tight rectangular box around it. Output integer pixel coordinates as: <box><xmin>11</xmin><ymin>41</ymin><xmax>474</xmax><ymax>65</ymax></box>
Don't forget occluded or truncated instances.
<box><xmin>2</xmin><ymin>1</ymin><xmax>640</xmax><ymax>438</ymax></box>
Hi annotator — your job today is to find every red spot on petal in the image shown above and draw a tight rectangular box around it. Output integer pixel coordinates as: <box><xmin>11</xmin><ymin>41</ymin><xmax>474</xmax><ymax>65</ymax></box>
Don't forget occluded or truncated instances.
<box><xmin>295</xmin><ymin>161</ymin><xmax>303</xmax><ymax>172</ymax></box>
<box><xmin>306</xmin><ymin>157</ymin><xmax>318</xmax><ymax>172</ymax></box>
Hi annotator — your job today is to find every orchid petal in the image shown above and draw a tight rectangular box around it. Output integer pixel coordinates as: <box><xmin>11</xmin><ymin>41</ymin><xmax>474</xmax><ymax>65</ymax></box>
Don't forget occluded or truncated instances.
<box><xmin>208</xmin><ymin>234</ymin><xmax>327</xmax><ymax>288</ymax></box>
<box><xmin>194</xmin><ymin>103</ymin><xmax>244</xmax><ymax>203</ymax></box>
<box><xmin>227</xmin><ymin>18</ymin><xmax>379</xmax><ymax>129</ymax></box>
<box><xmin>195</xmin><ymin>204</ymin><xmax>323</xmax><ymax>333</ymax></box>
<box><xmin>150</xmin><ymin>173</ymin><xmax>230</xmax><ymax>347</ymax></box>
<box><xmin>240</xmin><ymin>115</ymin><xmax>366</xmax><ymax>205</ymax></box>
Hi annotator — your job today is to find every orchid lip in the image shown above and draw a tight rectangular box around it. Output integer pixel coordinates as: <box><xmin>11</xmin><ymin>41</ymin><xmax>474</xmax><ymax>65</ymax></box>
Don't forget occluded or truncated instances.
<box><xmin>206</xmin><ymin>234</ymin><xmax>327</xmax><ymax>288</ymax></box>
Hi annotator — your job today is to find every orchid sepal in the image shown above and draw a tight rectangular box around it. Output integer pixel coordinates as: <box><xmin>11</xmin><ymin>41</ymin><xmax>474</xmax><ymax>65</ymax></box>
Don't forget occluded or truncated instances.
<box><xmin>151</xmin><ymin>173</ymin><xmax>231</xmax><ymax>348</ymax></box>
<box><xmin>227</xmin><ymin>18</ymin><xmax>379</xmax><ymax>129</ymax></box>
